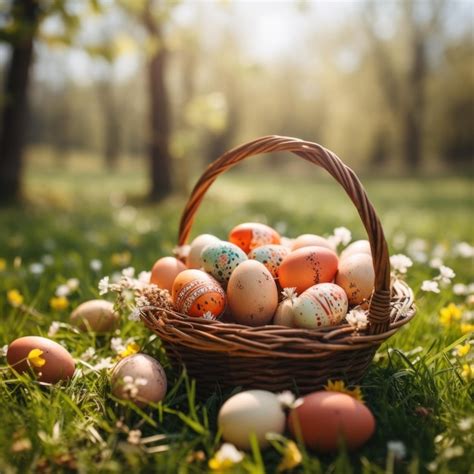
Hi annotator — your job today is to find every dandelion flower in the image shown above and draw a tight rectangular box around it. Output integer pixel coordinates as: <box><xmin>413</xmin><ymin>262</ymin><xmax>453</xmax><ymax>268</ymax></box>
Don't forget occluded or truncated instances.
<box><xmin>27</xmin><ymin>348</ymin><xmax>46</xmax><ymax>368</ymax></box>
<box><xmin>49</xmin><ymin>296</ymin><xmax>69</xmax><ymax>311</ymax></box>
<box><xmin>454</xmin><ymin>343</ymin><xmax>471</xmax><ymax>358</ymax></box>
<box><xmin>324</xmin><ymin>380</ymin><xmax>364</xmax><ymax>402</ymax></box>
<box><xmin>460</xmin><ymin>323</ymin><xmax>474</xmax><ymax>334</ymax></box>
<box><xmin>277</xmin><ymin>440</ymin><xmax>302</xmax><ymax>472</ymax></box>
<box><xmin>7</xmin><ymin>289</ymin><xmax>24</xmax><ymax>307</ymax></box>
<box><xmin>118</xmin><ymin>342</ymin><xmax>140</xmax><ymax>359</ymax></box>
<box><xmin>439</xmin><ymin>303</ymin><xmax>462</xmax><ymax>327</ymax></box>
<box><xmin>461</xmin><ymin>363</ymin><xmax>473</xmax><ymax>381</ymax></box>
<box><xmin>208</xmin><ymin>443</ymin><xmax>244</xmax><ymax>471</ymax></box>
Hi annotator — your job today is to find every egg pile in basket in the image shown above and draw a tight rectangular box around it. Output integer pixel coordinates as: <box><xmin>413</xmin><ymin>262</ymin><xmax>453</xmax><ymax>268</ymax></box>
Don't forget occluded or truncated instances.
<box><xmin>140</xmin><ymin>136</ymin><xmax>416</xmax><ymax>395</ymax></box>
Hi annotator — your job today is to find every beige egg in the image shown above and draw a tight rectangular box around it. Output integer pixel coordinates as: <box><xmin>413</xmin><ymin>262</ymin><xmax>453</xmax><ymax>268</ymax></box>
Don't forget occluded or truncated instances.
<box><xmin>218</xmin><ymin>390</ymin><xmax>286</xmax><ymax>449</ymax></box>
<box><xmin>227</xmin><ymin>260</ymin><xmax>278</xmax><ymax>326</ymax></box>
<box><xmin>111</xmin><ymin>354</ymin><xmax>167</xmax><ymax>407</ymax></box>
<box><xmin>150</xmin><ymin>257</ymin><xmax>187</xmax><ymax>292</ymax></box>
<box><xmin>336</xmin><ymin>253</ymin><xmax>375</xmax><ymax>305</ymax></box>
<box><xmin>280</xmin><ymin>237</ymin><xmax>295</xmax><ymax>249</ymax></box>
<box><xmin>70</xmin><ymin>299</ymin><xmax>119</xmax><ymax>333</ymax></box>
<box><xmin>291</xmin><ymin>234</ymin><xmax>335</xmax><ymax>251</ymax></box>
<box><xmin>273</xmin><ymin>299</ymin><xmax>296</xmax><ymax>327</ymax></box>
<box><xmin>293</xmin><ymin>283</ymin><xmax>348</xmax><ymax>329</ymax></box>
<box><xmin>186</xmin><ymin>234</ymin><xmax>221</xmax><ymax>269</ymax></box>
<box><xmin>340</xmin><ymin>240</ymin><xmax>371</xmax><ymax>261</ymax></box>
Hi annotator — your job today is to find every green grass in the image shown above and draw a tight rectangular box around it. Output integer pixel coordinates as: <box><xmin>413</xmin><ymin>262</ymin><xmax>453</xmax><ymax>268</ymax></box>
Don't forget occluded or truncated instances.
<box><xmin>0</xmin><ymin>158</ymin><xmax>473</xmax><ymax>473</ymax></box>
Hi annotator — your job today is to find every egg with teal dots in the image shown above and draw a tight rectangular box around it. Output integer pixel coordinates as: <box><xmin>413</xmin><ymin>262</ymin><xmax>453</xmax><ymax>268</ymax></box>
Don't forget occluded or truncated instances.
<box><xmin>248</xmin><ymin>244</ymin><xmax>290</xmax><ymax>278</ymax></box>
<box><xmin>200</xmin><ymin>242</ymin><xmax>248</xmax><ymax>286</ymax></box>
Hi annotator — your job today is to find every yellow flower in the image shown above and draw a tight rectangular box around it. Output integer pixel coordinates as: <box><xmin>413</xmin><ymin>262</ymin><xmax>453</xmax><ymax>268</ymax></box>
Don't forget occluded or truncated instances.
<box><xmin>325</xmin><ymin>380</ymin><xmax>364</xmax><ymax>402</ymax></box>
<box><xmin>118</xmin><ymin>342</ymin><xmax>140</xmax><ymax>359</ymax></box>
<box><xmin>461</xmin><ymin>323</ymin><xmax>474</xmax><ymax>334</ymax></box>
<box><xmin>49</xmin><ymin>296</ymin><xmax>69</xmax><ymax>311</ymax></box>
<box><xmin>454</xmin><ymin>343</ymin><xmax>471</xmax><ymax>358</ymax></box>
<box><xmin>208</xmin><ymin>443</ymin><xmax>243</xmax><ymax>471</ymax></box>
<box><xmin>277</xmin><ymin>440</ymin><xmax>302</xmax><ymax>472</ymax></box>
<box><xmin>111</xmin><ymin>251</ymin><xmax>132</xmax><ymax>267</ymax></box>
<box><xmin>461</xmin><ymin>364</ymin><xmax>473</xmax><ymax>381</ymax></box>
<box><xmin>27</xmin><ymin>348</ymin><xmax>46</xmax><ymax>368</ymax></box>
<box><xmin>439</xmin><ymin>303</ymin><xmax>462</xmax><ymax>327</ymax></box>
<box><xmin>7</xmin><ymin>289</ymin><xmax>24</xmax><ymax>307</ymax></box>
<box><xmin>0</xmin><ymin>258</ymin><xmax>6</xmax><ymax>272</ymax></box>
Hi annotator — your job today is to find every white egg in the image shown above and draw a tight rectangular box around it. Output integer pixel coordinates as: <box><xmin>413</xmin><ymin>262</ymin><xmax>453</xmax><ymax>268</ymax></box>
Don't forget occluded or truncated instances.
<box><xmin>273</xmin><ymin>299</ymin><xmax>296</xmax><ymax>327</ymax></box>
<box><xmin>291</xmin><ymin>234</ymin><xmax>335</xmax><ymax>251</ymax></box>
<box><xmin>293</xmin><ymin>283</ymin><xmax>348</xmax><ymax>329</ymax></box>
<box><xmin>218</xmin><ymin>390</ymin><xmax>286</xmax><ymax>449</ymax></box>
<box><xmin>336</xmin><ymin>253</ymin><xmax>375</xmax><ymax>305</ymax></box>
<box><xmin>70</xmin><ymin>299</ymin><xmax>119</xmax><ymax>333</ymax></box>
<box><xmin>340</xmin><ymin>240</ymin><xmax>371</xmax><ymax>261</ymax></box>
<box><xmin>186</xmin><ymin>234</ymin><xmax>221</xmax><ymax>269</ymax></box>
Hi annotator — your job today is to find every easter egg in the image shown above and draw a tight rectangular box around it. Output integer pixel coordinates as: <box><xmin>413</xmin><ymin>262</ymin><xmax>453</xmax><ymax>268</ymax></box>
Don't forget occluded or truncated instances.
<box><xmin>227</xmin><ymin>260</ymin><xmax>278</xmax><ymax>326</ymax></box>
<box><xmin>200</xmin><ymin>242</ymin><xmax>248</xmax><ymax>285</ymax></box>
<box><xmin>288</xmin><ymin>391</ymin><xmax>375</xmax><ymax>452</ymax></box>
<box><xmin>7</xmin><ymin>336</ymin><xmax>75</xmax><ymax>383</ymax></box>
<box><xmin>292</xmin><ymin>234</ymin><xmax>335</xmax><ymax>251</ymax></box>
<box><xmin>278</xmin><ymin>246</ymin><xmax>339</xmax><ymax>294</ymax></box>
<box><xmin>229</xmin><ymin>222</ymin><xmax>280</xmax><ymax>253</ymax></box>
<box><xmin>248</xmin><ymin>244</ymin><xmax>290</xmax><ymax>278</ymax></box>
<box><xmin>340</xmin><ymin>240</ymin><xmax>371</xmax><ymax>261</ymax></box>
<box><xmin>186</xmin><ymin>234</ymin><xmax>221</xmax><ymax>269</ymax></box>
<box><xmin>111</xmin><ymin>353</ymin><xmax>167</xmax><ymax>407</ymax></box>
<box><xmin>293</xmin><ymin>283</ymin><xmax>348</xmax><ymax>329</ymax></box>
<box><xmin>172</xmin><ymin>269</ymin><xmax>225</xmax><ymax>319</ymax></box>
<box><xmin>273</xmin><ymin>299</ymin><xmax>296</xmax><ymax>327</ymax></box>
<box><xmin>70</xmin><ymin>299</ymin><xmax>119</xmax><ymax>333</ymax></box>
<box><xmin>218</xmin><ymin>390</ymin><xmax>286</xmax><ymax>450</ymax></box>
<box><xmin>280</xmin><ymin>237</ymin><xmax>294</xmax><ymax>249</ymax></box>
<box><xmin>336</xmin><ymin>253</ymin><xmax>375</xmax><ymax>305</ymax></box>
<box><xmin>150</xmin><ymin>256</ymin><xmax>187</xmax><ymax>292</ymax></box>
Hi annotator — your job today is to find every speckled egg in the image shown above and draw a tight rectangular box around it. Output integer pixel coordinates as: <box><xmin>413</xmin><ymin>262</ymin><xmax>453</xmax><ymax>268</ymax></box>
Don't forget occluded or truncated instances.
<box><xmin>336</xmin><ymin>253</ymin><xmax>375</xmax><ymax>305</ymax></box>
<box><xmin>7</xmin><ymin>336</ymin><xmax>75</xmax><ymax>383</ymax></box>
<box><xmin>150</xmin><ymin>256</ymin><xmax>187</xmax><ymax>292</ymax></box>
<box><xmin>227</xmin><ymin>260</ymin><xmax>278</xmax><ymax>326</ymax></box>
<box><xmin>111</xmin><ymin>353</ymin><xmax>167</xmax><ymax>407</ymax></box>
<box><xmin>340</xmin><ymin>240</ymin><xmax>371</xmax><ymax>261</ymax></box>
<box><xmin>70</xmin><ymin>299</ymin><xmax>119</xmax><ymax>333</ymax></box>
<box><xmin>218</xmin><ymin>390</ymin><xmax>286</xmax><ymax>449</ymax></box>
<box><xmin>248</xmin><ymin>244</ymin><xmax>290</xmax><ymax>278</ymax></box>
<box><xmin>229</xmin><ymin>222</ymin><xmax>280</xmax><ymax>253</ymax></box>
<box><xmin>278</xmin><ymin>246</ymin><xmax>339</xmax><ymax>294</ymax></box>
<box><xmin>200</xmin><ymin>241</ymin><xmax>248</xmax><ymax>285</ymax></box>
<box><xmin>186</xmin><ymin>234</ymin><xmax>221</xmax><ymax>269</ymax></box>
<box><xmin>288</xmin><ymin>391</ymin><xmax>375</xmax><ymax>452</ymax></box>
<box><xmin>293</xmin><ymin>283</ymin><xmax>348</xmax><ymax>329</ymax></box>
<box><xmin>291</xmin><ymin>234</ymin><xmax>335</xmax><ymax>251</ymax></box>
<box><xmin>273</xmin><ymin>299</ymin><xmax>296</xmax><ymax>327</ymax></box>
<box><xmin>172</xmin><ymin>269</ymin><xmax>225</xmax><ymax>319</ymax></box>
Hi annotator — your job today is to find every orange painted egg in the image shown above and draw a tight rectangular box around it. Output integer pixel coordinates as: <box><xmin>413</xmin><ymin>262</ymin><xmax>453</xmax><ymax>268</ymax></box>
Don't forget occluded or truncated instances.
<box><xmin>7</xmin><ymin>336</ymin><xmax>75</xmax><ymax>383</ymax></box>
<box><xmin>229</xmin><ymin>222</ymin><xmax>280</xmax><ymax>253</ymax></box>
<box><xmin>336</xmin><ymin>253</ymin><xmax>375</xmax><ymax>305</ymax></box>
<box><xmin>172</xmin><ymin>269</ymin><xmax>225</xmax><ymax>319</ymax></box>
<box><xmin>150</xmin><ymin>256</ymin><xmax>187</xmax><ymax>292</ymax></box>
<box><xmin>227</xmin><ymin>260</ymin><xmax>278</xmax><ymax>326</ymax></box>
<box><xmin>288</xmin><ymin>391</ymin><xmax>375</xmax><ymax>452</ymax></box>
<box><xmin>278</xmin><ymin>246</ymin><xmax>339</xmax><ymax>294</ymax></box>
<box><xmin>340</xmin><ymin>240</ymin><xmax>371</xmax><ymax>261</ymax></box>
<box><xmin>248</xmin><ymin>244</ymin><xmax>290</xmax><ymax>278</ymax></box>
<box><xmin>291</xmin><ymin>234</ymin><xmax>335</xmax><ymax>251</ymax></box>
<box><xmin>293</xmin><ymin>283</ymin><xmax>348</xmax><ymax>329</ymax></box>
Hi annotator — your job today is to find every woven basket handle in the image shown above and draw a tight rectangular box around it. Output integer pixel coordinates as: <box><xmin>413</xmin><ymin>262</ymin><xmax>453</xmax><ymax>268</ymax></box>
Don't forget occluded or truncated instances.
<box><xmin>178</xmin><ymin>136</ymin><xmax>391</xmax><ymax>335</ymax></box>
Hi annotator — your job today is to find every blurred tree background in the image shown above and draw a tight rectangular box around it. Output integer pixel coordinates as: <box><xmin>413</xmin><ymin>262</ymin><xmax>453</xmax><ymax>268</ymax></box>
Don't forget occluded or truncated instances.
<box><xmin>0</xmin><ymin>0</ymin><xmax>472</xmax><ymax>204</ymax></box>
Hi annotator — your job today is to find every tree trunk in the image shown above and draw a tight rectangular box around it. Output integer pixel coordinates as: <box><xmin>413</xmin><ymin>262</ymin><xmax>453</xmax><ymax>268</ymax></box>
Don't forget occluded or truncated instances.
<box><xmin>0</xmin><ymin>0</ymin><xmax>39</xmax><ymax>204</ymax></box>
<box><xmin>143</xmin><ymin>5</ymin><xmax>173</xmax><ymax>201</ymax></box>
<box><xmin>97</xmin><ymin>81</ymin><xmax>120</xmax><ymax>171</ymax></box>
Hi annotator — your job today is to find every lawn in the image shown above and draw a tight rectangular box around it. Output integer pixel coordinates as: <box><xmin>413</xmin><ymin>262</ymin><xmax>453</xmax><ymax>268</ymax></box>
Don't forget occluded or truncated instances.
<box><xmin>0</xmin><ymin>155</ymin><xmax>473</xmax><ymax>473</ymax></box>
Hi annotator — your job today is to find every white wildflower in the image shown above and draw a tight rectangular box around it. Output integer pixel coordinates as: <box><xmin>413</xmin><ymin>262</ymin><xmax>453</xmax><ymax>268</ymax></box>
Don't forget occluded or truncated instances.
<box><xmin>122</xmin><ymin>267</ymin><xmax>135</xmax><ymax>278</ymax></box>
<box><xmin>431</xmin><ymin>244</ymin><xmax>447</xmax><ymax>259</ymax></box>
<box><xmin>98</xmin><ymin>276</ymin><xmax>110</xmax><ymax>295</ymax></box>
<box><xmin>0</xmin><ymin>345</ymin><xmax>8</xmax><ymax>357</ymax></box>
<box><xmin>439</xmin><ymin>265</ymin><xmax>455</xmax><ymax>284</ymax></box>
<box><xmin>203</xmin><ymin>311</ymin><xmax>215</xmax><ymax>320</ymax></box>
<box><xmin>387</xmin><ymin>440</ymin><xmax>406</xmax><ymax>460</ymax></box>
<box><xmin>454</xmin><ymin>242</ymin><xmax>474</xmax><ymax>258</ymax></box>
<box><xmin>41</xmin><ymin>255</ymin><xmax>54</xmax><ymax>266</ymax></box>
<box><xmin>127</xmin><ymin>429</ymin><xmax>142</xmax><ymax>445</ymax></box>
<box><xmin>55</xmin><ymin>284</ymin><xmax>70</xmax><ymax>297</ymax></box>
<box><xmin>91</xmin><ymin>357</ymin><xmax>114</xmax><ymax>371</ymax></box>
<box><xmin>458</xmin><ymin>417</ymin><xmax>473</xmax><ymax>431</ymax></box>
<box><xmin>281</xmin><ymin>287</ymin><xmax>298</xmax><ymax>303</ymax></box>
<box><xmin>135</xmin><ymin>295</ymin><xmax>149</xmax><ymax>307</ymax></box>
<box><xmin>277</xmin><ymin>391</ymin><xmax>303</xmax><ymax>409</ymax></box>
<box><xmin>453</xmin><ymin>283</ymin><xmax>468</xmax><ymax>295</ymax></box>
<box><xmin>421</xmin><ymin>280</ymin><xmax>440</xmax><ymax>293</ymax></box>
<box><xmin>429</xmin><ymin>258</ymin><xmax>443</xmax><ymax>269</ymax></box>
<box><xmin>111</xmin><ymin>337</ymin><xmax>125</xmax><ymax>353</ymax></box>
<box><xmin>346</xmin><ymin>309</ymin><xmax>368</xmax><ymax>330</ymax></box>
<box><xmin>214</xmin><ymin>443</ymin><xmax>244</xmax><ymax>464</ymax></box>
<box><xmin>138</xmin><ymin>271</ymin><xmax>151</xmax><ymax>284</ymax></box>
<box><xmin>90</xmin><ymin>259</ymin><xmax>103</xmax><ymax>271</ymax></box>
<box><xmin>29</xmin><ymin>263</ymin><xmax>45</xmax><ymax>275</ymax></box>
<box><xmin>81</xmin><ymin>347</ymin><xmax>96</xmax><ymax>361</ymax></box>
<box><xmin>333</xmin><ymin>227</ymin><xmax>352</xmax><ymax>246</ymax></box>
<box><xmin>67</xmin><ymin>278</ymin><xmax>79</xmax><ymax>291</ymax></box>
<box><xmin>47</xmin><ymin>321</ymin><xmax>61</xmax><ymax>337</ymax></box>
<box><xmin>390</xmin><ymin>254</ymin><xmax>413</xmax><ymax>274</ymax></box>
<box><xmin>129</xmin><ymin>308</ymin><xmax>141</xmax><ymax>322</ymax></box>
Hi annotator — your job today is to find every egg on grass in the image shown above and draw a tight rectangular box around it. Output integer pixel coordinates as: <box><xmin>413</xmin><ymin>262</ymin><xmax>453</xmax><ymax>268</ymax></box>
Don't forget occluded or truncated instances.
<box><xmin>70</xmin><ymin>299</ymin><xmax>119</xmax><ymax>333</ymax></box>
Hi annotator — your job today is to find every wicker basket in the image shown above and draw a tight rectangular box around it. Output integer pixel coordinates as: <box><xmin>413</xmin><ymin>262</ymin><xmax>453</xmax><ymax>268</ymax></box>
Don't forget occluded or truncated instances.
<box><xmin>141</xmin><ymin>135</ymin><xmax>416</xmax><ymax>395</ymax></box>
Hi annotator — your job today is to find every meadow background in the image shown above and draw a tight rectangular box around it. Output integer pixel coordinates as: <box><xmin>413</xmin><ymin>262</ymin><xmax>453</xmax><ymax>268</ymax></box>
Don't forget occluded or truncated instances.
<box><xmin>0</xmin><ymin>0</ymin><xmax>473</xmax><ymax>473</ymax></box>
